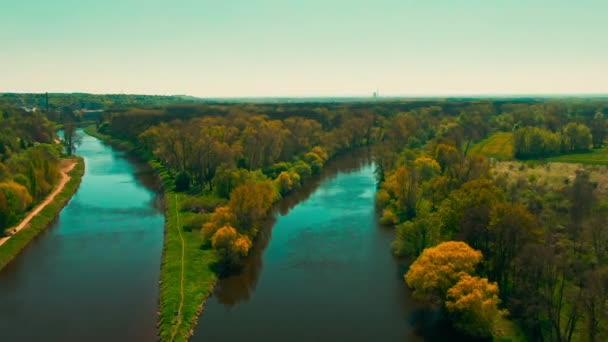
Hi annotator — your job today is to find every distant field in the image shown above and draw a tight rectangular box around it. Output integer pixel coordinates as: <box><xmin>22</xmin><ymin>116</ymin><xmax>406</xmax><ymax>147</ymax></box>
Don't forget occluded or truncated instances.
<box><xmin>547</xmin><ymin>148</ymin><xmax>608</xmax><ymax>165</ymax></box>
<box><xmin>493</xmin><ymin>161</ymin><xmax>608</xmax><ymax>196</ymax></box>
<box><xmin>470</xmin><ymin>132</ymin><xmax>514</xmax><ymax>160</ymax></box>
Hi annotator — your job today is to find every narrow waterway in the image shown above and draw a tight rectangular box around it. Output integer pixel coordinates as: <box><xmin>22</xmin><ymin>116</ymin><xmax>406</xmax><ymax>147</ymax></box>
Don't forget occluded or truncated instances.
<box><xmin>0</xmin><ymin>131</ymin><xmax>164</xmax><ymax>341</ymax></box>
<box><xmin>193</xmin><ymin>150</ymin><xmax>444</xmax><ymax>342</ymax></box>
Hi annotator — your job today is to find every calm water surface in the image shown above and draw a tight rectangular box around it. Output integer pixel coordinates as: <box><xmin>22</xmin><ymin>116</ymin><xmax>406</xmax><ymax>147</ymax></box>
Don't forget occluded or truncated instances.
<box><xmin>0</xmin><ymin>138</ymin><xmax>455</xmax><ymax>341</ymax></box>
<box><xmin>194</xmin><ymin>150</ymin><xmax>445</xmax><ymax>342</ymax></box>
<box><xmin>0</xmin><ymin>132</ymin><xmax>164</xmax><ymax>341</ymax></box>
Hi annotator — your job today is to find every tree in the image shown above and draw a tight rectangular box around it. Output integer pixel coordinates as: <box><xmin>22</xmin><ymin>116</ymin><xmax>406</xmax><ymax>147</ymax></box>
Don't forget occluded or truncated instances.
<box><xmin>211</xmin><ymin>225</ymin><xmax>253</xmax><ymax>266</ymax></box>
<box><xmin>569</xmin><ymin>169</ymin><xmax>596</xmax><ymax>230</ymax></box>
<box><xmin>405</xmin><ymin>241</ymin><xmax>483</xmax><ymax>301</ymax></box>
<box><xmin>275</xmin><ymin>171</ymin><xmax>294</xmax><ymax>196</ymax></box>
<box><xmin>562</xmin><ymin>122</ymin><xmax>592</xmax><ymax>152</ymax></box>
<box><xmin>384</xmin><ymin>165</ymin><xmax>417</xmax><ymax>219</ymax></box>
<box><xmin>201</xmin><ymin>206</ymin><xmax>237</xmax><ymax>240</ymax></box>
<box><xmin>229</xmin><ymin>180</ymin><xmax>277</xmax><ymax>233</ymax></box>
<box><xmin>392</xmin><ymin>212</ymin><xmax>440</xmax><ymax>257</ymax></box>
<box><xmin>446</xmin><ymin>275</ymin><xmax>505</xmax><ymax>338</ymax></box>
<box><xmin>61</xmin><ymin>108</ymin><xmax>81</xmax><ymax>156</ymax></box>
<box><xmin>174</xmin><ymin>171</ymin><xmax>191</xmax><ymax>192</ymax></box>
<box><xmin>438</xmin><ymin>179</ymin><xmax>503</xmax><ymax>247</ymax></box>
<box><xmin>581</xmin><ymin>266</ymin><xmax>608</xmax><ymax>341</ymax></box>
<box><xmin>487</xmin><ymin>202</ymin><xmax>540</xmax><ymax>295</ymax></box>
<box><xmin>590</xmin><ymin>111</ymin><xmax>607</xmax><ymax>148</ymax></box>
<box><xmin>0</xmin><ymin>181</ymin><xmax>33</xmax><ymax>228</ymax></box>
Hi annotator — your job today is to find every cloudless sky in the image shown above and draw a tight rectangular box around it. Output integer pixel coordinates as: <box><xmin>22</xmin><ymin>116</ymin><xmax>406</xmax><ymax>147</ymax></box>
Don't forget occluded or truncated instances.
<box><xmin>1</xmin><ymin>0</ymin><xmax>607</xmax><ymax>97</ymax></box>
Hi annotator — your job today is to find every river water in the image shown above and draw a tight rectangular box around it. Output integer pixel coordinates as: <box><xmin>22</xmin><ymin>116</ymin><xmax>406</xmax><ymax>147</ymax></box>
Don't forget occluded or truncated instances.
<box><xmin>0</xmin><ymin>136</ymin><xmax>453</xmax><ymax>341</ymax></box>
<box><xmin>0</xmin><ymin>131</ymin><xmax>164</xmax><ymax>341</ymax></box>
<box><xmin>193</xmin><ymin>150</ymin><xmax>445</xmax><ymax>342</ymax></box>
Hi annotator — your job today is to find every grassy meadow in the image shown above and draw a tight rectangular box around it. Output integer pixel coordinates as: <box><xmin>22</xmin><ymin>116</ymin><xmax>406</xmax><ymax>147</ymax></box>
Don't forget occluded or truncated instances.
<box><xmin>469</xmin><ymin>132</ymin><xmax>514</xmax><ymax>160</ymax></box>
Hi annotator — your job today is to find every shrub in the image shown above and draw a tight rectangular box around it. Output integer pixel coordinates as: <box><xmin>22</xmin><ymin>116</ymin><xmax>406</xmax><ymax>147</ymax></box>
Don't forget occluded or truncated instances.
<box><xmin>380</xmin><ymin>208</ymin><xmax>399</xmax><ymax>225</ymax></box>
<box><xmin>174</xmin><ymin>171</ymin><xmax>191</xmax><ymax>192</ymax></box>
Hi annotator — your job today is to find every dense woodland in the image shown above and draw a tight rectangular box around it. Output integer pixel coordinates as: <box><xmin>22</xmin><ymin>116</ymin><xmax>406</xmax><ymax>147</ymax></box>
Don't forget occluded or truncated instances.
<box><xmin>99</xmin><ymin>105</ymin><xmax>379</xmax><ymax>266</ymax></box>
<box><xmin>94</xmin><ymin>97</ymin><xmax>608</xmax><ymax>341</ymax></box>
<box><xmin>2</xmin><ymin>93</ymin><xmax>608</xmax><ymax>341</ymax></box>
<box><xmin>373</xmin><ymin>99</ymin><xmax>608</xmax><ymax>340</ymax></box>
<box><xmin>0</xmin><ymin>104</ymin><xmax>62</xmax><ymax>233</ymax></box>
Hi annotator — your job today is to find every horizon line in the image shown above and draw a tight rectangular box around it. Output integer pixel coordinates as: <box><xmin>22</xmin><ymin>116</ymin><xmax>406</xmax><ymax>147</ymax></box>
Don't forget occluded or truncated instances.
<box><xmin>2</xmin><ymin>91</ymin><xmax>608</xmax><ymax>99</ymax></box>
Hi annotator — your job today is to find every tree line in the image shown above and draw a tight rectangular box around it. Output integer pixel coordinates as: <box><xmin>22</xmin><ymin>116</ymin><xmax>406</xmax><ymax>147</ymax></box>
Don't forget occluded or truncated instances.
<box><xmin>0</xmin><ymin>105</ymin><xmax>62</xmax><ymax>232</ymax></box>
<box><xmin>99</xmin><ymin>98</ymin><xmax>608</xmax><ymax>339</ymax></box>
<box><xmin>101</xmin><ymin>108</ymin><xmax>377</xmax><ymax>268</ymax></box>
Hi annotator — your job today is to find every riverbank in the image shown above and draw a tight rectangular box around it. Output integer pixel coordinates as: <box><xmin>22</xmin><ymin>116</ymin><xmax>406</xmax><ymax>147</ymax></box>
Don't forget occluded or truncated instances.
<box><xmin>0</xmin><ymin>157</ymin><xmax>85</xmax><ymax>271</ymax></box>
<box><xmin>84</xmin><ymin>126</ymin><xmax>218</xmax><ymax>341</ymax></box>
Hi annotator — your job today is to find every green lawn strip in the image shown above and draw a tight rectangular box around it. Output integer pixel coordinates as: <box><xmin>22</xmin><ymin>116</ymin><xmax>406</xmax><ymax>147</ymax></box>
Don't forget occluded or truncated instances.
<box><xmin>152</xmin><ymin>161</ymin><xmax>218</xmax><ymax>342</ymax></box>
<box><xmin>0</xmin><ymin>157</ymin><xmax>85</xmax><ymax>271</ymax></box>
<box><xmin>547</xmin><ymin>148</ymin><xmax>608</xmax><ymax>165</ymax></box>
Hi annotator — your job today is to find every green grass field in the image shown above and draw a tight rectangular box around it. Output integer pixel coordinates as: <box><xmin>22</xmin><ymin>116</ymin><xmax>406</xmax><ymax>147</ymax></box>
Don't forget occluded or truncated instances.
<box><xmin>153</xmin><ymin>160</ymin><xmax>219</xmax><ymax>342</ymax></box>
<box><xmin>0</xmin><ymin>157</ymin><xmax>85</xmax><ymax>271</ymax></box>
<box><xmin>470</xmin><ymin>132</ymin><xmax>514</xmax><ymax>160</ymax></box>
<box><xmin>546</xmin><ymin>148</ymin><xmax>608</xmax><ymax>165</ymax></box>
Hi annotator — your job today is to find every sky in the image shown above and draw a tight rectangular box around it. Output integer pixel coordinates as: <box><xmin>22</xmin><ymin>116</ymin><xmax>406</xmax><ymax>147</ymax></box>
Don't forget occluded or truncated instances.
<box><xmin>1</xmin><ymin>0</ymin><xmax>607</xmax><ymax>97</ymax></box>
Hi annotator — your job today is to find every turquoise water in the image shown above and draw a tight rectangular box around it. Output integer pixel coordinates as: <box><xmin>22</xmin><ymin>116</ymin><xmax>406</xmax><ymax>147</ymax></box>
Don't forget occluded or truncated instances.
<box><xmin>193</xmin><ymin>151</ymin><xmax>435</xmax><ymax>342</ymax></box>
<box><xmin>0</xmin><ymin>132</ymin><xmax>164</xmax><ymax>341</ymax></box>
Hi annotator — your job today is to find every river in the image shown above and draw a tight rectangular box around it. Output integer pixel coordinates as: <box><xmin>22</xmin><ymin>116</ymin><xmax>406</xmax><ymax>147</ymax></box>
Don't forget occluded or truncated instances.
<box><xmin>0</xmin><ymin>131</ymin><xmax>164</xmax><ymax>341</ymax></box>
<box><xmin>193</xmin><ymin>150</ymin><xmax>448</xmax><ymax>342</ymax></box>
<box><xmin>0</xmin><ymin>135</ymin><xmax>454</xmax><ymax>341</ymax></box>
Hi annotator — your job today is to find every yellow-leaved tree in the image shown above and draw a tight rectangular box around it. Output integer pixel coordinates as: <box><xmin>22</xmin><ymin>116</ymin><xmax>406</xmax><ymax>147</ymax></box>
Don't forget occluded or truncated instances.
<box><xmin>405</xmin><ymin>241</ymin><xmax>506</xmax><ymax>338</ymax></box>
<box><xmin>446</xmin><ymin>275</ymin><xmax>505</xmax><ymax>338</ymax></box>
<box><xmin>211</xmin><ymin>225</ymin><xmax>252</xmax><ymax>266</ymax></box>
<box><xmin>405</xmin><ymin>241</ymin><xmax>482</xmax><ymax>301</ymax></box>
<box><xmin>201</xmin><ymin>206</ymin><xmax>236</xmax><ymax>241</ymax></box>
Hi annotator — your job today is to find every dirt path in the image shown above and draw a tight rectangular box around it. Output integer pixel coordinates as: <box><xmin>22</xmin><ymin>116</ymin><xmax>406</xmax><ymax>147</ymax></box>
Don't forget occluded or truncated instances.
<box><xmin>0</xmin><ymin>159</ymin><xmax>77</xmax><ymax>247</ymax></box>
<box><xmin>170</xmin><ymin>193</ymin><xmax>186</xmax><ymax>341</ymax></box>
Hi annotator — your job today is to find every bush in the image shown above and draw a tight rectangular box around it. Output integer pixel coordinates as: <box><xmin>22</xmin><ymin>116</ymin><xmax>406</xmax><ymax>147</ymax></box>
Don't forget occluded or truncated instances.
<box><xmin>380</xmin><ymin>208</ymin><xmax>399</xmax><ymax>225</ymax></box>
<box><xmin>181</xmin><ymin>195</ymin><xmax>226</xmax><ymax>213</ymax></box>
<box><xmin>174</xmin><ymin>171</ymin><xmax>191</xmax><ymax>192</ymax></box>
<box><xmin>183</xmin><ymin>214</ymin><xmax>209</xmax><ymax>232</ymax></box>
<box><xmin>275</xmin><ymin>171</ymin><xmax>294</xmax><ymax>196</ymax></box>
<box><xmin>292</xmin><ymin>161</ymin><xmax>312</xmax><ymax>180</ymax></box>
<box><xmin>376</xmin><ymin>188</ymin><xmax>391</xmax><ymax>208</ymax></box>
<box><xmin>264</xmin><ymin>162</ymin><xmax>291</xmax><ymax>179</ymax></box>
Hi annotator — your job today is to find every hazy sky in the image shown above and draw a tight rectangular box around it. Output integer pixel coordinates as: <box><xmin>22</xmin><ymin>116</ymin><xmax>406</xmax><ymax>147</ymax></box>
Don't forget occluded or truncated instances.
<box><xmin>1</xmin><ymin>0</ymin><xmax>607</xmax><ymax>97</ymax></box>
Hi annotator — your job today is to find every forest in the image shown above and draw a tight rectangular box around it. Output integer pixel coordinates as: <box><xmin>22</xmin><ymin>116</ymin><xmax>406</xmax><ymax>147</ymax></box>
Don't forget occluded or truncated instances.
<box><xmin>91</xmin><ymin>97</ymin><xmax>608</xmax><ymax>341</ymax></box>
<box><xmin>2</xmin><ymin>93</ymin><xmax>608</xmax><ymax>341</ymax></box>
<box><xmin>0</xmin><ymin>104</ymin><xmax>63</xmax><ymax>233</ymax></box>
<box><xmin>373</xmin><ymin>99</ymin><xmax>608</xmax><ymax>341</ymax></box>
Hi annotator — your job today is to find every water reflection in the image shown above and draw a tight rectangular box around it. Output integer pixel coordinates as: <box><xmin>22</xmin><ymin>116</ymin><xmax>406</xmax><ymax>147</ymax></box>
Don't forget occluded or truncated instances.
<box><xmin>212</xmin><ymin>149</ymin><xmax>372</xmax><ymax>307</ymax></box>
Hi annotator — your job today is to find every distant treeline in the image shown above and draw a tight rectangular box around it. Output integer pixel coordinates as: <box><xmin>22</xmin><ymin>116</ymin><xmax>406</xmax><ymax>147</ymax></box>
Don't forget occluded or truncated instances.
<box><xmin>0</xmin><ymin>93</ymin><xmax>198</xmax><ymax>111</ymax></box>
